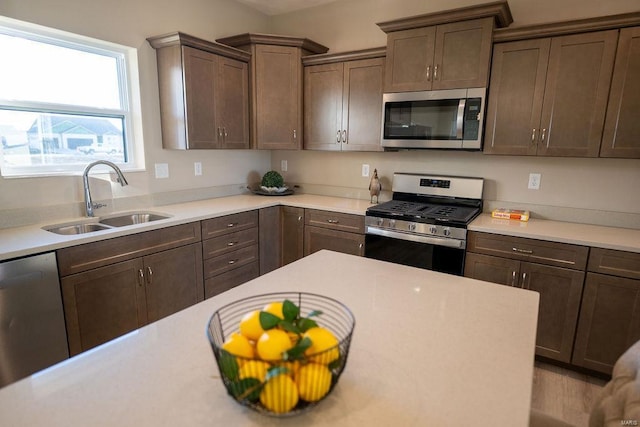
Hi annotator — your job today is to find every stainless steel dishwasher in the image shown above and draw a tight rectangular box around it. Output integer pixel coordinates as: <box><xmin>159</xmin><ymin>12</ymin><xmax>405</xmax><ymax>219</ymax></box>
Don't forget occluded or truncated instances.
<box><xmin>0</xmin><ymin>252</ymin><xmax>69</xmax><ymax>388</ymax></box>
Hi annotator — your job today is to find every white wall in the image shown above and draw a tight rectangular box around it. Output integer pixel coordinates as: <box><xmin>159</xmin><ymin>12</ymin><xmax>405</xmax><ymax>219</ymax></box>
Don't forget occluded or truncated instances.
<box><xmin>0</xmin><ymin>0</ymin><xmax>272</xmax><ymax>221</ymax></box>
<box><xmin>269</xmin><ymin>0</ymin><xmax>640</xmax><ymax>228</ymax></box>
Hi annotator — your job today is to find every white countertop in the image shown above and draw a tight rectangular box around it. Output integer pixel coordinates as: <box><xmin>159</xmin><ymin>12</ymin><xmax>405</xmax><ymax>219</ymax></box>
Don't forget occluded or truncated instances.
<box><xmin>469</xmin><ymin>213</ymin><xmax>640</xmax><ymax>253</ymax></box>
<box><xmin>0</xmin><ymin>250</ymin><xmax>540</xmax><ymax>426</ymax></box>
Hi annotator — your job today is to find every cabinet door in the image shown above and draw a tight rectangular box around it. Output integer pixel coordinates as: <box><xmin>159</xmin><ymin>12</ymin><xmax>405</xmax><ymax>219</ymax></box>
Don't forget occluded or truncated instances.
<box><xmin>259</xmin><ymin>206</ymin><xmax>281</xmax><ymax>275</ymax></box>
<box><xmin>464</xmin><ymin>252</ymin><xmax>520</xmax><ymax>286</ymax></box>
<box><xmin>183</xmin><ymin>46</ymin><xmax>219</xmax><ymax>149</ymax></box>
<box><xmin>304</xmin><ymin>62</ymin><xmax>344</xmax><ymax>150</ymax></box>
<box><xmin>217</xmin><ymin>56</ymin><xmax>249</xmax><ymax>149</ymax></box>
<box><xmin>384</xmin><ymin>26</ymin><xmax>436</xmax><ymax>92</ymax></box>
<box><xmin>432</xmin><ymin>18</ymin><xmax>493</xmax><ymax>90</ymax></box>
<box><xmin>144</xmin><ymin>243</ymin><xmax>204</xmax><ymax>323</ymax></box>
<box><xmin>601</xmin><ymin>26</ymin><xmax>640</xmax><ymax>158</ymax></box>
<box><xmin>61</xmin><ymin>258</ymin><xmax>147</xmax><ymax>356</ymax></box>
<box><xmin>484</xmin><ymin>39</ymin><xmax>550</xmax><ymax>155</ymax></box>
<box><xmin>342</xmin><ymin>58</ymin><xmax>384</xmax><ymax>151</ymax></box>
<box><xmin>255</xmin><ymin>44</ymin><xmax>301</xmax><ymax>149</ymax></box>
<box><xmin>538</xmin><ymin>30</ymin><xmax>617</xmax><ymax>157</ymax></box>
<box><xmin>572</xmin><ymin>273</ymin><xmax>640</xmax><ymax>374</ymax></box>
<box><xmin>282</xmin><ymin>206</ymin><xmax>304</xmax><ymax>266</ymax></box>
<box><xmin>304</xmin><ymin>226</ymin><xmax>364</xmax><ymax>257</ymax></box>
<box><xmin>521</xmin><ymin>263</ymin><xmax>584</xmax><ymax>363</ymax></box>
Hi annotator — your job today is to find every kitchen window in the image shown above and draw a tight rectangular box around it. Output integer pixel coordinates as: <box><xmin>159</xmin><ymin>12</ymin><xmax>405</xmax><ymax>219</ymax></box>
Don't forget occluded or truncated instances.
<box><xmin>0</xmin><ymin>16</ymin><xmax>144</xmax><ymax>177</ymax></box>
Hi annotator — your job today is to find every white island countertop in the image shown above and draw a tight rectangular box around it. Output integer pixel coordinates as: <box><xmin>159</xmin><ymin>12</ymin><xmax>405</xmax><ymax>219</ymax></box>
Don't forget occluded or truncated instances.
<box><xmin>0</xmin><ymin>251</ymin><xmax>540</xmax><ymax>427</ymax></box>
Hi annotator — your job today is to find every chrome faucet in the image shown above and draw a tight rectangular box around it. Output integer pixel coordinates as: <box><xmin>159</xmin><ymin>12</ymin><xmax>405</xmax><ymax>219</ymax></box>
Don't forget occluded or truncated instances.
<box><xmin>83</xmin><ymin>160</ymin><xmax>128</xmax><ymax>217</ymax></box>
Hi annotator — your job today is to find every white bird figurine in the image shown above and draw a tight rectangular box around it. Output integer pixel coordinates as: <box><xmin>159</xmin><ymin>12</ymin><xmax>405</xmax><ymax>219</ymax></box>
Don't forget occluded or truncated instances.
<box><xmin>369</xmin><ymin>168</ymin><xmax>382</xmax><ymax>203</ymax></box>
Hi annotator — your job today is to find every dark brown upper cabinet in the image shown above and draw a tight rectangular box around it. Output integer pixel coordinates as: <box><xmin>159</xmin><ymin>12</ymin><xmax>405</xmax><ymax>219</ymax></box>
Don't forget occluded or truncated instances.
<box><xmin>147</xmin><ymin>32</ymin><xmax>250</xmax><ymax>150</ymax></box>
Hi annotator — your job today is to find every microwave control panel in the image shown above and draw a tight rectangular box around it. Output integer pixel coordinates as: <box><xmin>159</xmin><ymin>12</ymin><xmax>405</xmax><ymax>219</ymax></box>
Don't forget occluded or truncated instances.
<box><xmin>463</xmin><ymin>97</ymin><xmax>482</xmax><ymax>140</ymax></box>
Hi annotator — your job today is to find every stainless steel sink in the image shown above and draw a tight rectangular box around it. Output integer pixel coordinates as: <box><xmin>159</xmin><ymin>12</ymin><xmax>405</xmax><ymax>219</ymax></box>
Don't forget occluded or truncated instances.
<box><xmin>43</xmin><ymin>211</ymin><xmax>171</xmax><ymax>235</ymax></box>
<box><xmin>98</xmin><ymin>212</ymin><xmax>170</xmax><ymax>227</ymax></box>
<box><xmin>44</xmin><ymin>222</ymin><xmax>112</xmax><ymax>235</ymax></box>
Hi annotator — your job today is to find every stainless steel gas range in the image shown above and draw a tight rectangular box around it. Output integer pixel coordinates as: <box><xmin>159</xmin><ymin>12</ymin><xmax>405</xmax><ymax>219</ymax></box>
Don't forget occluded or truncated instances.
<box><xmin>365</xmin><ymin>172</ymin><xmax>484</xmax><ymax>275</ymax></box>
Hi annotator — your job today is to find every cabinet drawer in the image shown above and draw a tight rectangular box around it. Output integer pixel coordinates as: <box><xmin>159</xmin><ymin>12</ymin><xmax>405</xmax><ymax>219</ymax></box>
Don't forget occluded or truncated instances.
<box><xmin>201</xmin><ymin>210</ymin><xmax>258</xmax><ymax>239</ymax></box>
<box><xmin>57</xmin><ymin>222</ymin><xmax>202</xmax><ymax>276</ymax></box>
<box><xmin>202</xmin><ymin>228</ymin><xmax>258</xmax><ymax>260</ymax></box>
<box><xmin>304</xmin><ymin>226</ymin><xmax>365</xmax><ymax>257</ymax></box>
<box><xmin>467</xmin><ymin>231</ymin><xmax>588</xmax><ymax>270</ymax></box>
<box><xmin>588</xmin><ymin>248</ymin><xmax>640</xmax><ymax>280</ymax></box>
<box><xmin>305</xmin><ymin>209</ymin><xmax>364</xmax><ymax>234</ymax></box>
<box><xmin>203</xmin><ymin>245</ymin><xmax>258</xmax><ymax>278</ymax></box>
<box><xmin>205</xmin><ymin>261</ymin><xmax>259</xmax><ymax>299</ymax></box>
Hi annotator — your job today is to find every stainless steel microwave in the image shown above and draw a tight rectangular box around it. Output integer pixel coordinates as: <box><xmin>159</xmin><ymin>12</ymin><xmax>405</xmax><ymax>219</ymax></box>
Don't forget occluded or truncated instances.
<box><xmin>381</xmin><ymin>87</ymin><xmax>486</xmax><ymax>150</ymax></box>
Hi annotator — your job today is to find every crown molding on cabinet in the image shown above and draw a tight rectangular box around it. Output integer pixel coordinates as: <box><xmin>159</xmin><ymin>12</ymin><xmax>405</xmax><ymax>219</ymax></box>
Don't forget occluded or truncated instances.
<box><xmin>146</xmin><ymin>32</ymin><xmax>251</xmax><ymax>62</ymax></box>
<box><xmin>376</xmin><ymin>0</ymin><xmax>513</xmax><ymax>33</ymax></box>
<box><xmin>493</xmin><ymin>11</ymin><xmax>640</xmax><ymax>42</ymax></box>
<box><xmin>216</xmin><ymin>33</ymin><xmax>329</xmax><ymax>55</ymax></box>
<box><xmin>302</xmin><ymin>47</ymin><xmax>386</xmax><ymax>66</ymax></box>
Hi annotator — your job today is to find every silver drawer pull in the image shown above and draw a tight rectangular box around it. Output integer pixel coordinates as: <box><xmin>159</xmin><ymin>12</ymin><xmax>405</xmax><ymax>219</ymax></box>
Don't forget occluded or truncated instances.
<box><xmin>511</xmin><ymin>271</ymin><xmax>517</xmax><ymax>286</ymax></box>
<box><xmin>227</xmin><ymin>223</ymin><xmax>236</xmax><ymax>228</ymax></box>
<box><xmin>512</xmin><ymin>247</ymin><xmax>533</xmax><ymax>254</ymax></box>
<box><xmin>228</xmin><ymin>259</ymin><xmax>238</xmax><ymax>265</ymax></box>
<box><xmin>327</xmin><ymin>219</ymin><xmax>339</xmax><ymax>224</ymax></box>
<box><xmin>227</xmin><ymin>241</ymin><xmax>237</xmax><ymax>247</ymax></box>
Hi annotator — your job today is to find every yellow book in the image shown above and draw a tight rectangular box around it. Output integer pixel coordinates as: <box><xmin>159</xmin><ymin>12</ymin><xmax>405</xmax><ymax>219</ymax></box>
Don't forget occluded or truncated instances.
<box><xmin>491</xmin><ymin>208</ymin><xmax>530</xmax><ymax>221</ymax></box>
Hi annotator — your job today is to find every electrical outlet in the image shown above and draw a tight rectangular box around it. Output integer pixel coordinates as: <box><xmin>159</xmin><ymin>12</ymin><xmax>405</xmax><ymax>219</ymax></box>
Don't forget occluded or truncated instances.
<box><xmin>281</xmin><ymin>160</ymin><xmax>288</xmax><ymax>172</ymax></box>
<box><xmin>362</xmin><ymin>164</ymin><xmax>370</xmax><ymax>177</ymax></box>
<box><xmin>155</xmin><ymin>163</ymin><xmax>169</xmax><ymax>179</ymax></box>
<box><xmin>194</xmin><ymin>162</ymin><xmax>202</xmax><ymax>176</ymax></box>
<box><xmin>528</xmin><ymin>173</ymin><xmax>541</xmax><ymax>190</ymax></box>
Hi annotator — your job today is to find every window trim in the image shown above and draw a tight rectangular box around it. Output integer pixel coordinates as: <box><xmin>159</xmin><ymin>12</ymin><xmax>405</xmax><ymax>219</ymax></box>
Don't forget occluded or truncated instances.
<box><xmin>0</xmin><ymin>15</ymin><xmax>145</xmax><ymax>178</ymax></box>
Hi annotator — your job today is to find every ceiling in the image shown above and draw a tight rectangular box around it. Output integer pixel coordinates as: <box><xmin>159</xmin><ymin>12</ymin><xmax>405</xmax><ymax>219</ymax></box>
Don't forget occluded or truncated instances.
<box><xmin>233</xmin><ymin>0</ymin><xmax>338</xmax><ymax>16</ymax></box>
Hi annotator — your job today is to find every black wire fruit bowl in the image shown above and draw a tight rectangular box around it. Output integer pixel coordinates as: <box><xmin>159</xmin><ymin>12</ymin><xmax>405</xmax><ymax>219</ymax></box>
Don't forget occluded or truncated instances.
<box><xmin>206</xmin><ymin>292</ymin><xmax>355</xmax><ymax>416</ymax></box>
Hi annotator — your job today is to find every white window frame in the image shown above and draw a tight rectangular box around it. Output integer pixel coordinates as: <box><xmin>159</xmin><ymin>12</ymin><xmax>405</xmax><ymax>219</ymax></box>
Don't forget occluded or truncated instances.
<box><xmin>0</xmin><ymin>15</ymin><xmax>145</xmax><ymax>177</ymax></box>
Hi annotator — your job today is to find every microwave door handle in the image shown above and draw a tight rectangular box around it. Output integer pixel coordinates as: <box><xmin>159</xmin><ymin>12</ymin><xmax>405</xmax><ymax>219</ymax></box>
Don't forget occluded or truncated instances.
<box><xmin>456</xmin><ymin>99</ymin><xmax>466</xmax><ymax>139</ymax></box>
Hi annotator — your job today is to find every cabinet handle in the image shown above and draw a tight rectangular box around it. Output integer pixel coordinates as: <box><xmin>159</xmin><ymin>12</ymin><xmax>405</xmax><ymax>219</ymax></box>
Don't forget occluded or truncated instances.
<box><xmin>342</xmin><ymin>130</ymin><xmax>347</xmax><ymax>143</ymax></box>
<box><xmin>227</xmin><ymin>223</ymin><xmax>236</xmax><ymax>228</ymax></box>
<box><xmin>293</xmin><ymin>129</ymin><xmax>297</xmax><ymax>140</ymax></box>
<box><xmin>146</xmin><ymin>266</ymin><xmax>153</xmax><ymax>284</ymax></box>
<box><xmin>426</xmin><ymin>65</ymin><xmax>431</xmax><ymax>81</ymax></box>
<box><xmin>511</xmin><ymin>271</ymin><xmax>517</xmax><ymax>286</ymax></box>
<box><xmin>358</xmin><ymin>243</ymin><xmax>363</xmax><ymax>249</ymax></box>
<box><xmin>327</xmin><ymin>219</ymin><xmax>339</xmax><ymax>224</ymax></box>
<box><xmin>223</xmin><ymin>127</ymin><xmax>228</xmax><ymax>138</ymax></box>
<box><xmin>531</xmin><ymin>128</ymin><xmax>537</xmax><ymax>144</ymax></box>
<box><xmin>512</xmin><ymin>247</ymin><xmax>533</xmax><ymax>254</ymax></box>
<box><xmin>228</xmin><ymin>259</ymin><xmax>238</xmax><ymax>265</ymax></box>
<box><xmin>336</xmin><ymin>130</ymin><xmax>341</xmax><ymax>143</ymax></box>
<box><xmin>218</xmin><ymin>127</ymin><xmax>223</xmax><ymax>140</ymax></box>
<box><xmin>298</xmin><ymin>216</ymin><xmax>302</xmax><ymax>221</ymax></box>
<box><xmin>138</xmin><ymin>269</ymin><xmax>144</xmax><ymax>287</ymax></box>
<box><xmin>521</xmin><ymin>272</ymin><xmax>528</xmax><ymax>289</ymax></box>
<box><xmin>541</xmin><ymin>128</ymin><xmax>547</xmax><ymax>144</ymax></box>
<box><xmin>434</xmin><ymin>64</ymin><xmax>439</xmax><ymax>80</ymax></box>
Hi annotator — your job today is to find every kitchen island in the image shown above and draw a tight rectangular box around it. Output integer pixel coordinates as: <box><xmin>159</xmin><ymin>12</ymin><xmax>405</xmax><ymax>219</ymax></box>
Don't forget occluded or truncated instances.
<box><xmin>0</xmin><ymin>250</ymin><xmax>539</xmax><ymax>426</ymax></box>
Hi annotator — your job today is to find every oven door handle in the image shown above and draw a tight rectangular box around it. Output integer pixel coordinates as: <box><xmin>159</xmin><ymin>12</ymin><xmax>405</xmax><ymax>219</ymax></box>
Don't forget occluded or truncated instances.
<box><xmin>366</xmin><ymin>226</ymin><xmax>465</xmax><ymax>249</ymax></box>
<box><xmin>456</xmin><ymin>99</ymin><xmax>466</xmax><ymax>140</ymax></box>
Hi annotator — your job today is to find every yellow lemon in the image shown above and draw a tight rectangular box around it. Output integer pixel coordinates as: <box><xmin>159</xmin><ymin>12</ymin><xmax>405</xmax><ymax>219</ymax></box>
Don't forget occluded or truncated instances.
<box><xmin>276</xmin><ymin>360</ymin><xmax>301</xmax><ymax>377</ymax></box>
<box><xmin>257</xmin><ymin>329</ymin><xmax>293</xmax><ymax>361</ymax></box>
<box><xmin>295</xmin><ymin>363</ymin><xmax>332</xmax><ymax>402</ymax></box>
<box><xmin>260</xmin><ymin>373</ymin><xmax>299</xmax><ymax>414</ymax></box>
<box><xmin>222</xmin><ymin>332</ymin><xmax>255</xmax><ymax>360</ymax></box>
<box><xmin>263</xmin><ymin>301</ymin><xmax>285</xmax><ymax>319</ymax></box>
<box><xmin>303</xmin><ymin>327</ymin><xmax>340</xmax><ymax>365</ymax></box>
<box><xmin>239</xmin><ymin>310</ymin><xmax>265</xmax><ymax>341</ymax></box>
<box><xmin>238</xmin><ymin>360</ymin><xmax>270</xmax><ymax>382</ymax></box>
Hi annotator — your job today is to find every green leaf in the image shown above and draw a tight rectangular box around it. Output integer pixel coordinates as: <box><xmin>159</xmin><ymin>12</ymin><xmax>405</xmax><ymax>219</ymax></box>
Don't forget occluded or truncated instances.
<box><xmin>307</xmin><ymin>310</ymin><xmax>323</xmax><ymax>318</ymax></box>
<box><xmin>328</xmin><ymin>355</ymin><xmax>342</xmax><ymax>371</ymax></box>
<box><xmin>282</xmin><ymin>299</ymin><xmax>300</xmax><ymax>321</ymax></box>
<box><xmin>229</xmin><ymin>378</ymin><xmax>262</xmax><ymax>402</ymax></box>
<box><xmin>284</xmin><ymin>336</ymin><xmax>312</xmax><ymax>360</ymax></box>
<box><xmin>265</xmin><ymin>365</ymin><xmax>290</xmax><ymax>381</ymax></box>
<box><xmin>218</xmin><ymin>349</ymin><xmax>239</xmax><ymax>381</ymax></box>
<box><xmin>278</xmin><ymin>320</ymin><xmax>301</xmax><ymax>335</ymax></box>
<box><xmin>259</xmin><ymin>311</ymin><xmax>281</xmax><ymax>330</ymax></box>
<box><xmin>297</xmin><ymin>317</ymin><xmax>318</xmax><ymax>332</ymax></box>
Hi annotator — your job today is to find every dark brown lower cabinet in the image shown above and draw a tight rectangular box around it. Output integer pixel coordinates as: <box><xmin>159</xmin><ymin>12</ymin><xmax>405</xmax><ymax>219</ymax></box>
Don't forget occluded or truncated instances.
<box><xmin>464</xmin><ymin>252</ymin><xmax>584</xmax><ymax>363</ymax></box>
<box><xmin>205</xmin><ymin>262</ymin><xmax>260</xmax><ymax>299</ymax></box>
<box><xmin>61</xmin><ymin>243</ymin><xmax>204</xmax><ymax>355</ymax></box>
<box><xmin>282</xmin><ymin>206</ymin><xmax>304</xmax><ymax>265</ymax></box>
<box><xmin>572</xmin><ymin>272</ymin><xmax>640</xmax><ymax>374</ymax></box>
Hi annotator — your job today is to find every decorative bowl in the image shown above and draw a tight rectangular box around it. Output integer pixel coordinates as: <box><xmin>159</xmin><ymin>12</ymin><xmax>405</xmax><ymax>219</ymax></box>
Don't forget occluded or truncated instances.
<box><xmin>206</xmin><ymin>292</ymin><xmax>355</xmax><ymax>416</ymax></box>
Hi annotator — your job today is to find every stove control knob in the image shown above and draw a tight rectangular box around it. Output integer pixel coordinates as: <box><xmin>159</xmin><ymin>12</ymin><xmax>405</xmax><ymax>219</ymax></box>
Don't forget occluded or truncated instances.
<box><xmin>408</xmin><ymin>223</ymin><xmax>417</xmax><ymax>231</ymax></box>
<box><xmin>443</xmin><ymin>227</ymin><xmax>451</xmax><ymax>237</ymax></box>
<box><xmin>389</xmin><ymin>219</ymin><xmax>396</xmax><ymax>228</ymax></box>
<box><xmin>376</xmin><ymin>218</ymin><xmax>384</xmax><ymax>226</ymax></box>
<box><xmin>429</xmin><ymin>226</ymin><xmax>438</xmax><ymax>234</ymax></box>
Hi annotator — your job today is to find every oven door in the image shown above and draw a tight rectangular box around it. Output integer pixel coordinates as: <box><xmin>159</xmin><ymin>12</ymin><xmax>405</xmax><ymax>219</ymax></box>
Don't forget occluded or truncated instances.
<box><xmin>364</xmin><ymin>233</ymin><xmax>466</xmax><ymax>276</ymax></box>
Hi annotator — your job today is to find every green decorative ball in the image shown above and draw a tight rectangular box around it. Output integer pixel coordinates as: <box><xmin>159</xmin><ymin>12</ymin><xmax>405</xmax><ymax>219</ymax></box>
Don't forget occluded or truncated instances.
<box><xmin>261</xmin><ymin>171</ymin><xmax>284</xmax><ymax>188</ymax></box>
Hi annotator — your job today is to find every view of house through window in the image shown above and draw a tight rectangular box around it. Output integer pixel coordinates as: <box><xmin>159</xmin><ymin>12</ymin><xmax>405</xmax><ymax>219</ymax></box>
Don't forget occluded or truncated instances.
<box><xmin>0</xmin><ymin>17</ymin><xmax>140</xmax><ymax>176</ymax></box>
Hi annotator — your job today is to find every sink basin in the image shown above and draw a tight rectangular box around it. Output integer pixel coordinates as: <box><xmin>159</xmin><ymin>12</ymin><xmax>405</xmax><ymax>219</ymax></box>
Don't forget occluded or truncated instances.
<box><xmin>98</xmin><ymin>212</ymin><xmax>170</xmax><ymax>227</ymax></box>
<box><xmin>45</xmin><ymin>223</ymin><xmax>112</xmax><ymax>235</ymax></box>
